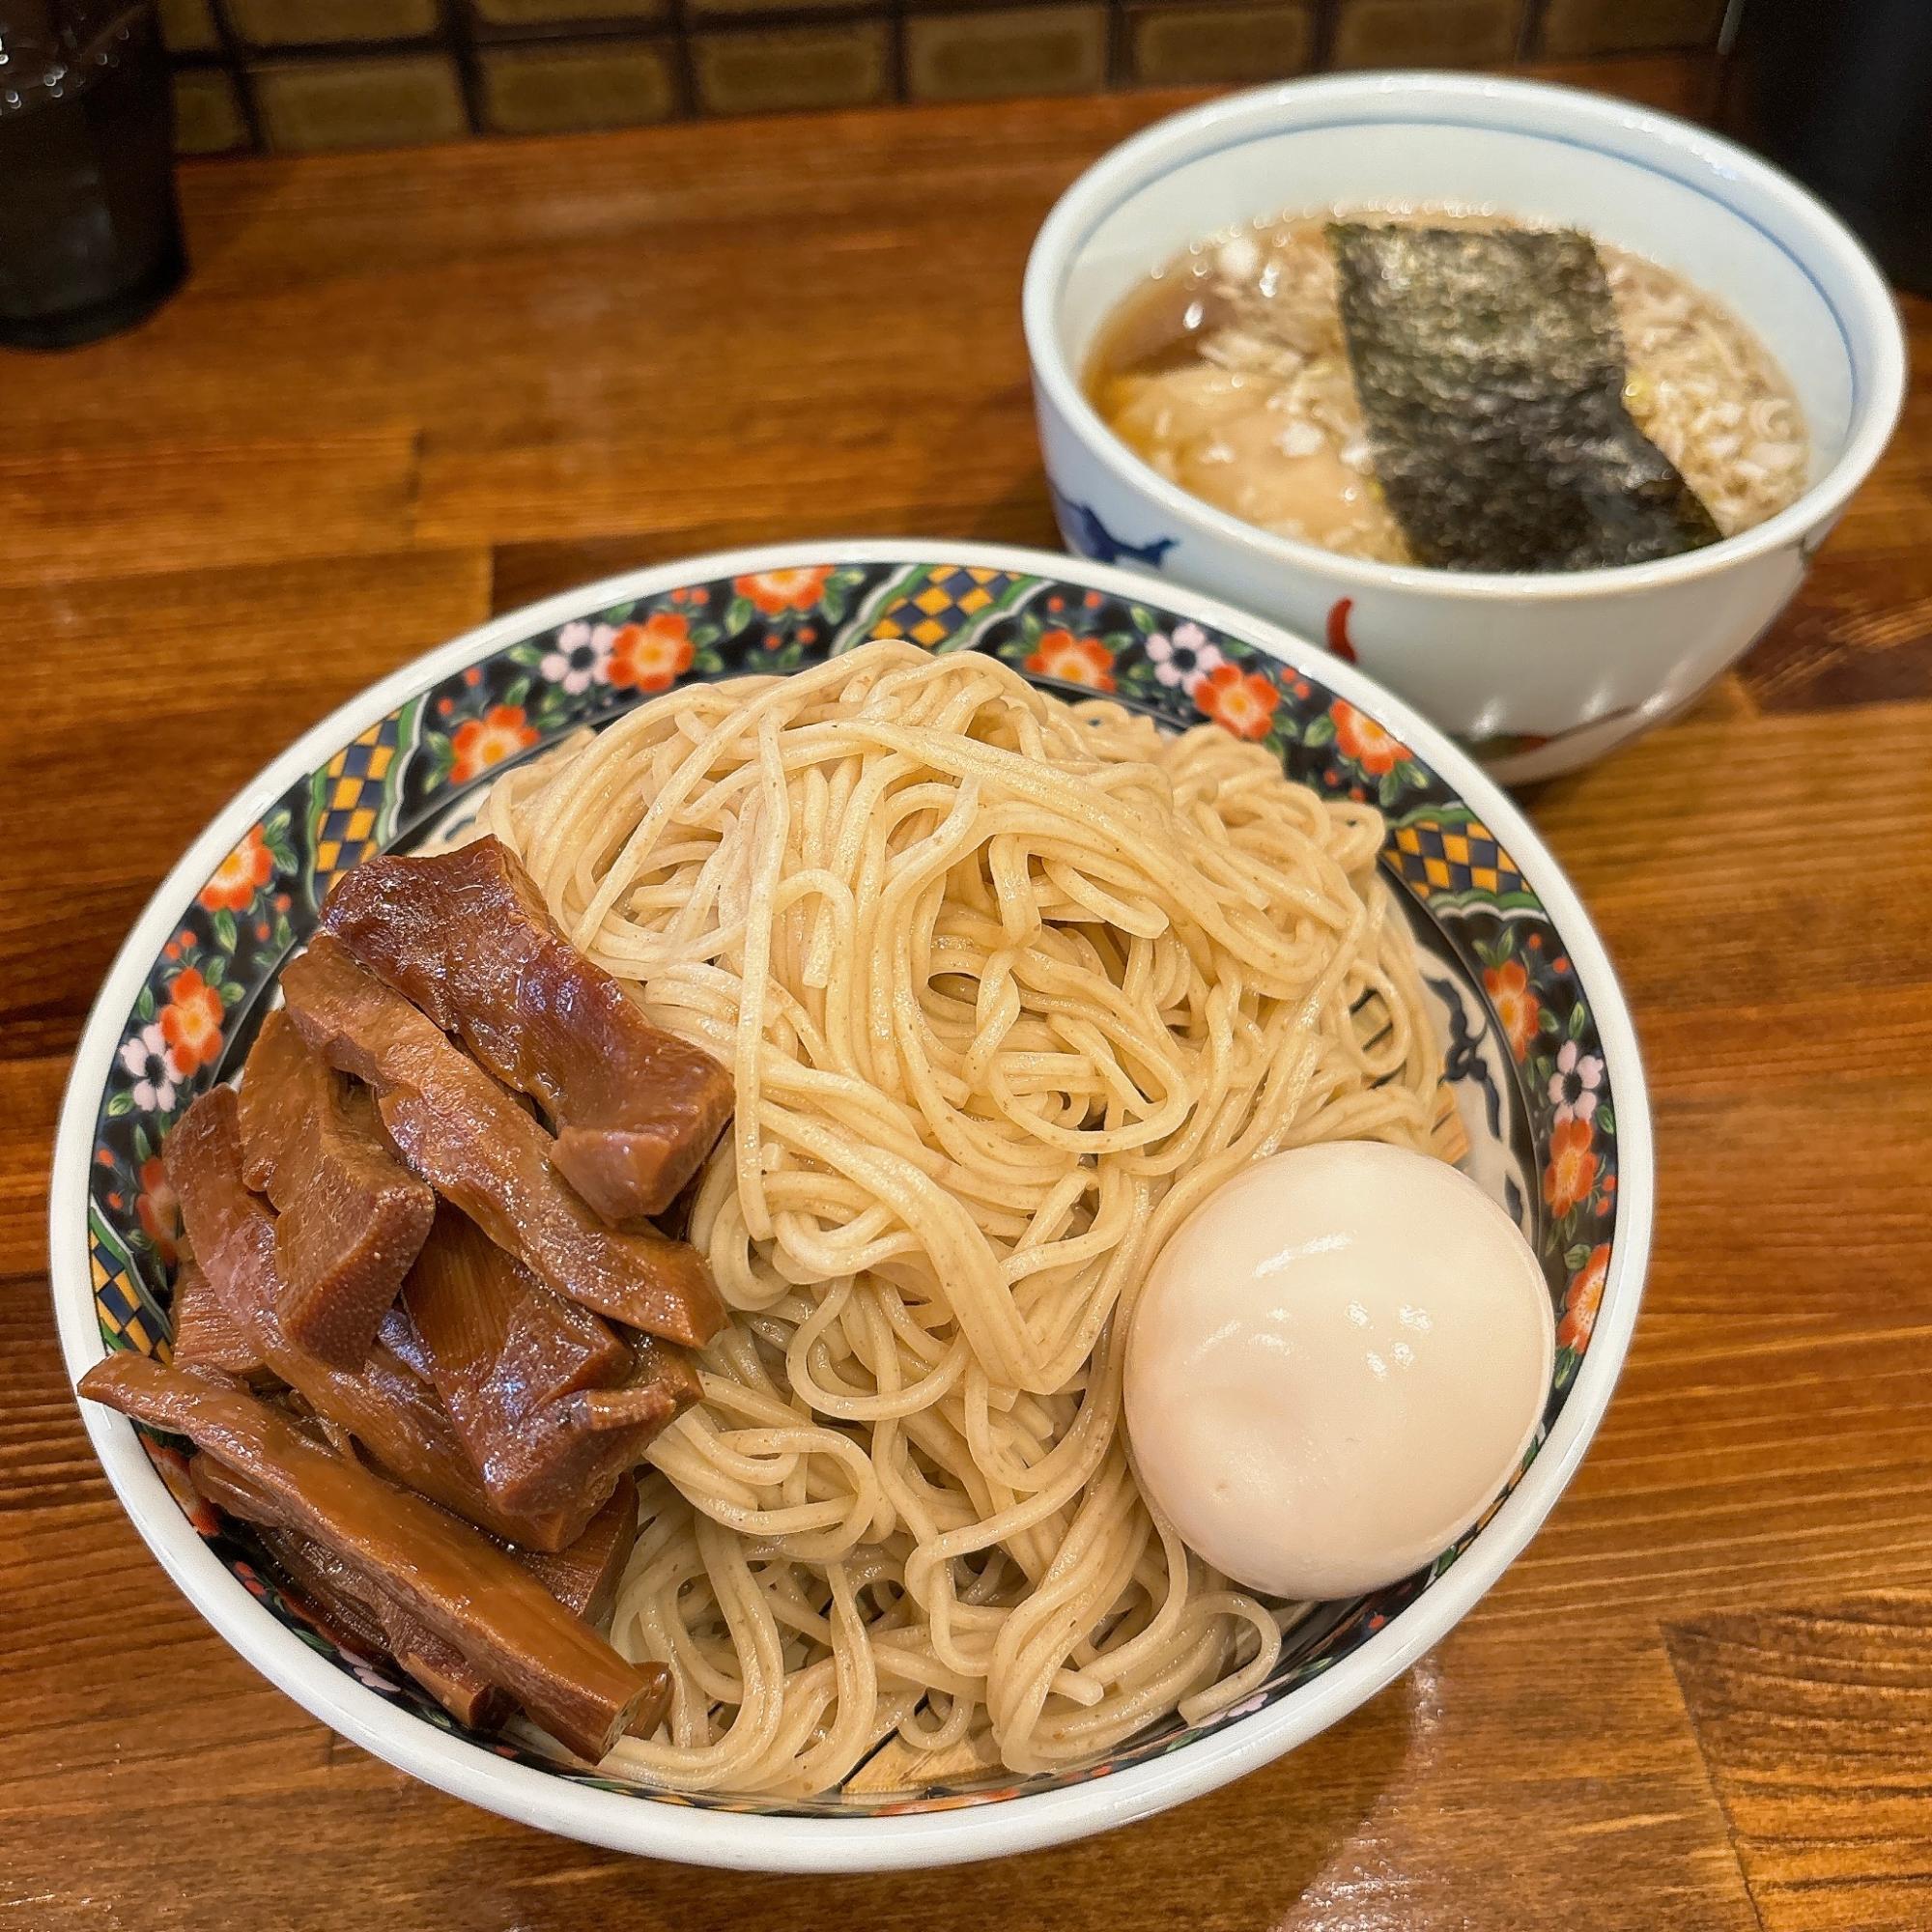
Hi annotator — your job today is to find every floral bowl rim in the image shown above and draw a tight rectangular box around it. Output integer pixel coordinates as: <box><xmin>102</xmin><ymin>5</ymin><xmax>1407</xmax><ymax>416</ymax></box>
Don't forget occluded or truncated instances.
<box><xmin>50</xmin><ymin>539</ymin><xmax>1653</xmax><ymax>1873</ymax></box>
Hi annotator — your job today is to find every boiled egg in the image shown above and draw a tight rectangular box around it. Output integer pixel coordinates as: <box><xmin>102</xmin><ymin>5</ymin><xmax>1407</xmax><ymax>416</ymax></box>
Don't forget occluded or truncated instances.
<box><xmin>1124</xmin><ymin>1141</ymin><xmax>1555</xmax><ymax>1600</ymax></box>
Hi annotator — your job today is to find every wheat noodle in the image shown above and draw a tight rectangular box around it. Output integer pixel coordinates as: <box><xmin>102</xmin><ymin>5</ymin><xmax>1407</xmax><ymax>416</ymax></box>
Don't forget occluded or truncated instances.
<box><xmin>483</xmin><ymin>640</ymin><xmax>1441</xmax><ymax>1794</ymax></box>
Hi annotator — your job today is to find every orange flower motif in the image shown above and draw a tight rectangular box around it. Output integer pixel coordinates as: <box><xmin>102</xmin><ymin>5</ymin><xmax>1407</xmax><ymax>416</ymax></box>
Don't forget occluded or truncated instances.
<box><xmin>1025</xmin><ymin>629</ymin><xmax>1116</xmax><ymax>693</ymax></box>
<box><xmin>1544</xmin><ymin>1116</ymin><xmax>1599</xmax><ymax>1218</ymax></box>
<box><xmin>152</xmin><ymin>1442</ymin><xmax>221</xmax><ymax>1533</ymax></box>
<box><xmin>158</xmin><ymin>967</ymin><xmax>224</xmax><ymax>1075</ymax></box>
<box><xmin>136</xmin><ymin>1154</ymin><xmax>180</xmax><ymax>1266</ymax></box>
<box><xmin>1332</xmin><ymin>699</ymin><xmax>1409</xmax><ymax>776</ymax></box>
<box><xmin>1558</xmin><ymin>1243</ymin><xmax>1610</xmax><ymax>1352</ymax></box>
<box><xmin>449</xmin><ymin>703</ymin><xmax>538</xmax><ymax>783</ymax></box>
<box><xmin>607</xmin><ymin>613</ymin><xmax>695</xmax><ymax>695</ymax></box>
<box><xmin>1483</xmin><ymin>959</ymin><xmax>1541</xmax><ymax>1060</ymax></box>
<box><xmin>200</xmin><ymin>825</ymin><xmax>274</xmax><ymax>913</ymax></box>
<box><xmin>736</xmin><ymin>567</ymin><xmax>832</xmax><ymax>615</ymax></box>
<box><xmin>1194</xmin><ymin>663</ymin><xmax>1279</xmax><ymax>739</ymax></box>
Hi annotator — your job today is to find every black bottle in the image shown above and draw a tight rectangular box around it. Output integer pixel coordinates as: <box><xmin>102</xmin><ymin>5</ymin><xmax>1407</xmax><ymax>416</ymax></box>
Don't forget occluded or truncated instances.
<box><xmin>0</xmin><ymin>2</ymin><xmax>186</xmax><ymax>350</ymax></box>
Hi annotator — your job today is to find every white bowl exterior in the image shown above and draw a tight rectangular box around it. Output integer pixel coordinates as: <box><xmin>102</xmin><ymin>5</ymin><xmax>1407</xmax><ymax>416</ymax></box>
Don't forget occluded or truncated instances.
<box><xmin>51</xmin><ymin>540</ymin><xmax>1655</xmax><ymax>1870</ymax></box>
<box><xmin>1037</xmin><ymin>390</ymin><xmax>1809</xmax><ymax>776</ymax></box>
<box><xmin>1027</xmin><ymin>73</ymin><xmax>1906</xmax><ymax>776</ymax></box>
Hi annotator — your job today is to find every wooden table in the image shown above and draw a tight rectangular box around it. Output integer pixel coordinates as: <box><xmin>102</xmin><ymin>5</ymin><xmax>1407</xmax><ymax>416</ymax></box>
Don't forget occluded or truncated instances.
<box><xmin>5</xmin><ymin>65</ymin><xmax>1930</xmax><ymax>1932</ymax></box>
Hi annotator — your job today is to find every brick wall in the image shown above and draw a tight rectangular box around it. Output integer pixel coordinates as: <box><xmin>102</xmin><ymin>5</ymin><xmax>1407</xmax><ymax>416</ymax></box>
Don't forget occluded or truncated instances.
<box><xmin>163</xmin><ymin>0</ymin><xmax>1727</xmax><ymax>153</ymax></box>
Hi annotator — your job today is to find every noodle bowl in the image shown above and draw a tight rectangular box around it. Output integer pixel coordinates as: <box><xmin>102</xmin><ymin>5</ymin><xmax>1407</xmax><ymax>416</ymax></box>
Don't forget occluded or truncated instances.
<box><xmin>484</xmin><ymin>641</ymin><xmax>1442</xmax><ymax>1794</ymax></box>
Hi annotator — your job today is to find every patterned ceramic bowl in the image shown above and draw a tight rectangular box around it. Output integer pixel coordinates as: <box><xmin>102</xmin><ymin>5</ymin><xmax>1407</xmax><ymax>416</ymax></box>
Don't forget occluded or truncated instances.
<box><xmin>1025</xmin><ymin>72</ymin><xmax>1907</xmax><ymax>781</ymax></box>
<box><xmin>52</xmin><ymin>542</ymin><xmax>1651</xmax><ymax>1871</ymax></box>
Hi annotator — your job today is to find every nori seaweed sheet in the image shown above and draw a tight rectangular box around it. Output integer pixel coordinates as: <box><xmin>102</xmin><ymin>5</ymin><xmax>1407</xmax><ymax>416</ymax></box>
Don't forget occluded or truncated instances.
<box><xmin>1328</xmin><ymin>223</ymin><xmax>1722</xmax><ymax>573</ymax></box>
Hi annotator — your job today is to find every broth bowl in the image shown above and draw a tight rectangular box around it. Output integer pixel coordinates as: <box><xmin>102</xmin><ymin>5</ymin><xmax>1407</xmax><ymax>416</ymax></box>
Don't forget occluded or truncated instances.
<box><xmin>1024</xmin><ymin>71</ymin><xmax>1907</xmax><ymax>781</ymax></box>
<box><xmin>55</xmin><ymin>542</ymin><xmax>1651</xmax><ymax>1870</ymax></box>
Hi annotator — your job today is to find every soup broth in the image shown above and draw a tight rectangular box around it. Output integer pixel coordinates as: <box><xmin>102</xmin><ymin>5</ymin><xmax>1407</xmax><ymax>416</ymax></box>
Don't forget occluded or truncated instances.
<box><xmin>1085</xmin><ymin>209</ymin><xmax>1809</xmax><ymax>572</ymax></box>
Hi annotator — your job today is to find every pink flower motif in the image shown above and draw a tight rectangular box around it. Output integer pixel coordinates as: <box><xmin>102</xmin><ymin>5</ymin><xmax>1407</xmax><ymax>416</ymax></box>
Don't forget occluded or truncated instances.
<box><xmin>1144</xmin><ymin>621</ymin><xmax>1225</xmax><ymax>694</ymax></box>
<box><xmin>1548</xmin><ymin>1038</ymin><xmax>1605</xmax><ymax>1123</ymax></box>
<box><xmin>1209</xmin><ymin>1688</ymin><xmax>1271</xmax><ymax>1728</ymax></box>
<box><xmin>540</xmin><ymin>620</ymin><xmax>614</xmax><ymax>695</ymax></box>
<box><xmin>119</xmin><ymin>1022</ymin><xmax>184</xmax><ymax>1112</ymax></box>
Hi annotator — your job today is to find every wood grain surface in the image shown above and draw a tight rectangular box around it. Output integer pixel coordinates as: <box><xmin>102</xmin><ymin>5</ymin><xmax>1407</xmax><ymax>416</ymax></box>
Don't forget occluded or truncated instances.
<box><xmin>5</xmin><ymin>61</ymin><xmax>1931</xmax><ymax>1932</ymax></box>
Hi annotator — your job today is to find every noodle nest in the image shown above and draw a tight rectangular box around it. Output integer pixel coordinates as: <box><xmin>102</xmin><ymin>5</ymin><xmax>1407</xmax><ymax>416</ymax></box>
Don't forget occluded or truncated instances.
<box><xmin>484</xmin><ymin>640</ymin><xmax>1442</xmax><ymax>1794</ymax></box>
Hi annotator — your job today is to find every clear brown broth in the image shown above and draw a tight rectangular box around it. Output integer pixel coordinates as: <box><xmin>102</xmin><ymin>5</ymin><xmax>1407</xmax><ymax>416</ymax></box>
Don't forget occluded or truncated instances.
<box><xmin>1083</xmin><ymin>209</ymin><xmax>1809</xmax><ymax>567</ymax></box>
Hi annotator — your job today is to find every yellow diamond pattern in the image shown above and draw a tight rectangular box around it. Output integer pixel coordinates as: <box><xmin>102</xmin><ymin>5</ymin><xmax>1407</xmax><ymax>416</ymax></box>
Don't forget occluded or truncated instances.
<box><xmin>312</xmin><ymin>718</ymin><xmax>405</xmax><ymax>905</ymax></box>
<box><xmin>869</xmin><ymin>566</ymin><xmax>1023</xmax><ymax>647</ymax></box>
<box><xmin>1389</xmin><ymin>817</ymin><xmax>1527</xmax><ymax>902</ymax></box>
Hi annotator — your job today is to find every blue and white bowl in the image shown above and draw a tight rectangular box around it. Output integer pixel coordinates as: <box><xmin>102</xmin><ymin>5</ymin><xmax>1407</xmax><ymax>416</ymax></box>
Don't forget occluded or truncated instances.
<box><xmin>1024</xmin><ymin>72</ymin><xmax>1907</xmax><ymax>781</ymax></box>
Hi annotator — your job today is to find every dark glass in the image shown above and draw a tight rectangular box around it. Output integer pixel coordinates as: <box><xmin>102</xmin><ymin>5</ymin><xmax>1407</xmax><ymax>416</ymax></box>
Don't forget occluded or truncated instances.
<box><xmin>0</xmin><ymin>2</ymin><xmax>186</xmax><ymax>350</ymax></box>
<box><xmin>1720</xmin><ymin>0</ymin><xmax>1932</xmax><ymax>296</ymax></box>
